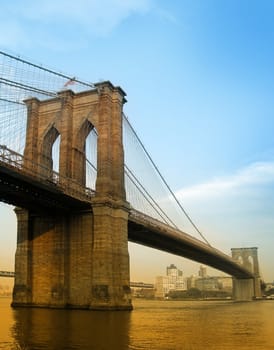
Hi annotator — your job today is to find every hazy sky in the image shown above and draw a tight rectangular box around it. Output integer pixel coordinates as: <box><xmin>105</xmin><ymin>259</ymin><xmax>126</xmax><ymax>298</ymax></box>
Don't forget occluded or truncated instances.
<box><xmin>1</xmin><ymin>0</ymin><xmax>274</xmax><ymax>282</ymax></box>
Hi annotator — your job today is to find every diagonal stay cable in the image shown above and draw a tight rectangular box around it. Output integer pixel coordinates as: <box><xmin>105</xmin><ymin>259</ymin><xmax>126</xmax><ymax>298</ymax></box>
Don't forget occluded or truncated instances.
<box><xmin>125</xmin><ymin>165</ymin><xmax>178</xmax><ymax>228</ymax></box>
<box><xmin>123</xmin><ymin>113</ymin><xmax>211</xmax><ymax>247</ymax></box>
<box><xmin>86</xmin><ymin>151</ymin><xmax>175</xmax><ymax>226</ymax></box>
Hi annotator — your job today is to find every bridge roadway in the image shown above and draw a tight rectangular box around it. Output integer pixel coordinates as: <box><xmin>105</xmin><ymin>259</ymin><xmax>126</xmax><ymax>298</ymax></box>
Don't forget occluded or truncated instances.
<box><xmin>0</xmin><ymin>149</ymin><xmax>253</xmax><ymax>280</ymax></box>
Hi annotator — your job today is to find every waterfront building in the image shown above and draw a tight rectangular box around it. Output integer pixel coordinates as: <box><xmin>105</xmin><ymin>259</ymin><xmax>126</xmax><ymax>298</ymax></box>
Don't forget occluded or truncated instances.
<box><xmin>195</xmin><ymin>276</ymin><xmax>232</xmax><ymax>292</ymax></box>
<box><xmin>218</xmin><ymin>276</ymin><xmax>233</xmax><ymax>291</ymax></box>
<box><xmin>195</xmin><ymin>277</ymin><xmax>219</xmax><ymax>291</ymax></box>
<box><xmin>187</xmin><ymin>275</ymin><xmax>197</xmax><ymax>289</ymax></box>
<box><xmin>155</xmin><ymin>276</ymin><xmax>170</xmax><ymax>298</ymax></box>
<box><xmin>155</xmin><ymin>264</ymin><xmax>186</xmax><ymax>298</ymax></box>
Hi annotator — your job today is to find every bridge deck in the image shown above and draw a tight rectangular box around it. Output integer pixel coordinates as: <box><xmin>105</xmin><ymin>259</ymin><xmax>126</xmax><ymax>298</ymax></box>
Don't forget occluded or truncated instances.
<box><xmin>128</xmin><ymin>210</ymin><xmax>254</xmax><ymax>279</ymax></box>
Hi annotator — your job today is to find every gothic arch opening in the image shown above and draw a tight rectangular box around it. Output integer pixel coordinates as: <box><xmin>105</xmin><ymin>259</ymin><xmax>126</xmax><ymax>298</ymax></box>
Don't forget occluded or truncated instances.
<box><xmin>52</xmin><ymin>134</ymin><xmax>61</xmax><ymax>176</ymax></box>
<box><xmin>237</xmin><ymin>255</ymin><xmax>243</xmax><ymax>265</ymax></box>
<box><xmin>85</xmin><ymin>128</ymin><xmax>97</xmax><ymax>190</ymax></box>
<box><xmin>74</xmin><ymin>119</ymin><xmax>97</xmax><ymax>189</ymax></box>
<box><xmin>247</xmin><ymin>255</ymin><xmax>254</xmax><ymax>273</ymax></box>
<box><xmin>40</xmin><ymin>126</ymin><xmax>60</xmax><ymax>181</ymax></box>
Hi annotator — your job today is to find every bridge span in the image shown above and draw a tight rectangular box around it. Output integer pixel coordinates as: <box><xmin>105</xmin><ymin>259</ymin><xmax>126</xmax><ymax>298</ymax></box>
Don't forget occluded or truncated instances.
<box><xmin>0</xmin><ymin>148</ymin><xmax>254</xmax><ymax>280</ymax></box>
<box><xmin>0</xmin><ymin>147</ymin><xmax>259</xmax><ymax>306</ymax></box>
<box><xmin>128</xmin><ymin>210</ymin><xmax>253</xmax><ymax>280</ymax></box>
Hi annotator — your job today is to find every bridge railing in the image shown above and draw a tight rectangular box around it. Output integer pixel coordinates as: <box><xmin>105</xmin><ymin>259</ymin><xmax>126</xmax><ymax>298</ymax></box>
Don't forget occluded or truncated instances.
<box><xmin>0</xmin><ymin>145</ymin><xmax>24</xmax><ymax>168</ymax></box>
<box><xmin>0</xmin><ymin>145</ymin><xmax>95</xmax><ymax>203</ymax></box>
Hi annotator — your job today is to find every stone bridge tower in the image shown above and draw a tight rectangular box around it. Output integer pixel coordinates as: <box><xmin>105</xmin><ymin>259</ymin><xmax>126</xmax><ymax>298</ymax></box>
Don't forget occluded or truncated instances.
<box><xmin>231</xmin><ymin>247</ymin><xmax>261</xmax><ymax>301</ymax></box>
<box><xmin>12</xmin><ymin>81</ymin><xmax>132</xmax><ymax>310</ymax></box>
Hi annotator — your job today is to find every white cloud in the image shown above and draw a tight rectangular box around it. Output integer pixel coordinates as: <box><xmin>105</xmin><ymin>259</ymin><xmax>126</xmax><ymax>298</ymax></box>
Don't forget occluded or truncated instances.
<box><xmin>177</xmin><ymin>161</ymin><xmax>274</xmax><ymax>200</ymax></box>
<box><xmin>0</xmin><ymin>0</ymin><xmax>154</xmax><ymax>51</ymax></box>
<box><xmin>13</xmin><ymin>0</ymin><xmax>153</xmax><ymax>36</ymax></box>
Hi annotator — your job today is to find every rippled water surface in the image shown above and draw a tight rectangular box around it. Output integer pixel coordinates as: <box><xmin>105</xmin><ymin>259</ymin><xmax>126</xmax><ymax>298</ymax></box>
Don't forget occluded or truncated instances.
<box><xmin>1</xmin><ymin>297</ymin><xmax>274</xmax><ymax>349</ymax></box>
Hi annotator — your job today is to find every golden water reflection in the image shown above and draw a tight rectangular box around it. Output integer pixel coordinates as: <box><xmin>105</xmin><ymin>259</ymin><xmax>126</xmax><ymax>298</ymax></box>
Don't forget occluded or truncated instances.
<box><xmin>11</xmin><ymin>305</ymin><xmax>130</xmax><ymax>349</ymax></box>
<box><xmin>1</xmin><ymin>298</ymin><xmax>274</xmax><ymax>349</ymax></box>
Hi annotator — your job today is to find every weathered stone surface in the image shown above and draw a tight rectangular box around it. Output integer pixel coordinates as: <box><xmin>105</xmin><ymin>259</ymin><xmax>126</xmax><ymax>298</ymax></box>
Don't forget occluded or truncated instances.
<box><xmin>12</xmin><ymin>82</ymin><xmax>132</xmax><ymax>310</ymax></box>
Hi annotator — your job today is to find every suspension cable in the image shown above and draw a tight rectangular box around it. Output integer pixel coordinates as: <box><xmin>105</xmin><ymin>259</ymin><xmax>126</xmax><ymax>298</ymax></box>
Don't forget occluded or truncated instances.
<box><xmin>0</xmin><ymin>98</ymin><xmax>25</xmax><ymax>106</ymax></box>
<box><xmin>0</xmin><ymin>50</ymin><xmax>95</xmax><ymax>89</ymax></box>
<box><xmin>85</xmin><ymin>128</ymin><xmax>177</xmax><ymax>226</ymax></box>
<box><xmin>123</xmin><ymin>113</ymin><xmax>211</xmax><ymax>246</ymax></box>
<box><xmin>0</xmin><ymin>77</ymin><xmax>57</xmax><ymax>97</ymax></box>
<box><xmin>125</xmin><ymin>165</ymin><xmax>178</xmax><ymax>228</ymax></box>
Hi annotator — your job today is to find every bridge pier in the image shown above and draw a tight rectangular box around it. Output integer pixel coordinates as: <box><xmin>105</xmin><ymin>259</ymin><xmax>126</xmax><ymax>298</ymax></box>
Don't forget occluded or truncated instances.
<box><xmin>12</xmin><ymin>81</ymin><xmax>133</xmax><ymax>310</ymax></box>
<box><xmin>90</xmin><ymin>200</ymin><xmax>132</xmax><ymax>310</ymax></box>
<box><xmin>12</xmin><ymin>208</ymin><xmax>32</xmax><ymax>305</ymax></box>
<box><xmin>12</xmin><ymin>208</ymin><xmax>94</xmax><ymax>308</ymax></box>
<box><xmin>232</xmin><ymin>278</ymin><xmax>255</xmax><ymax>301</ymax></box>
<box><xmin>231</xmin><ymin>247</ymin><xmax>261</xmax><ymax>301</ymax></box>
<box><xmin>12</xmin><ymin>205</ymin><xmax>132</xmax><ymax>310</ymax></box>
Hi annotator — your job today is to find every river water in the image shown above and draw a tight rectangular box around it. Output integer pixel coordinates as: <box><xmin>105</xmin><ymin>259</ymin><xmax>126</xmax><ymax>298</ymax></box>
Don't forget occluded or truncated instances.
<box><xmin>1</xmin><ymin>297</ymin><xmax>274</xmax><ymax>349</ymax></box>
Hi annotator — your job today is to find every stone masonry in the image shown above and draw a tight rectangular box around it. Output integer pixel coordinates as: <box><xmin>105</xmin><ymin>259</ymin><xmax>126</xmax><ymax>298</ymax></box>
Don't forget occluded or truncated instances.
<box><xmin>12</xmin><ymin>81</ymin><xmax>132</xmax><ymax>310</ymax></box>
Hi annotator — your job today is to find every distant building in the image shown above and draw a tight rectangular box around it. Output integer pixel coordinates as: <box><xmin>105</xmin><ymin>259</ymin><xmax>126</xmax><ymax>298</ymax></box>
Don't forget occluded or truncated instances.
<box><xmin>195</xmin><ymin>276</ymin><xmax>232</xmax><ymax>292</ymax></box>
<box><xmin>198</xmin><ymin>265</ymin><xmax>207</xmax><ymax>278</ymax></box>
<box><xmin>218</xmin><ymin>277</ymin><xmax>233</xmax><ymax>291</ymax></box>
<box><xmin>195</xmin><ymin>277</ymin><xmax>219</xmax><ymax>291</ymax></box>
<box><xmin>187</xmin><ymin>275</ymin><xmax>197</xmax><ymax>289</ymax></box>
<box><xmin>155</xmin><ymin>276</ymin><xmax>170</xmax><ymax>298</ymax></box>
<box><xmin>155</xmin><ymin>264</ymin><xmax>186</xmax><ymax>298</ymax></box>
<box><xmin>155</xmin><ymin>265</ymin><xmax>233</xmax><ymax>298</ymax></box>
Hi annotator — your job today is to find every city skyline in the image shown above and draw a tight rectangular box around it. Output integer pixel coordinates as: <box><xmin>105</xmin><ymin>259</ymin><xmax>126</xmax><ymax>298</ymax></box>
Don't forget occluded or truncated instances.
<box><xmin>1</xmin><ymin>1</ymin><xmax>274</xmax><ymax>282</ymax></box>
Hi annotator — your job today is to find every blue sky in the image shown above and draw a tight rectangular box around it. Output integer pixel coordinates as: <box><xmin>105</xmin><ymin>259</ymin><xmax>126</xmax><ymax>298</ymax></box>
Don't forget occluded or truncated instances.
<box><xmin>1</xmin><ymin>0</ymin><xmax>274</xmax><ymax>282</ymax></box>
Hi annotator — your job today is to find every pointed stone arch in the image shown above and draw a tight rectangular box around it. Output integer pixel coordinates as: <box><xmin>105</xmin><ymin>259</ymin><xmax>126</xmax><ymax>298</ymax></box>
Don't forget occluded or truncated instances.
<box><xmin>39</xmin><ymin>125</ymin><xmax>60</xmax><ymax>175</ymax></box>
<box><xmin>231</xmin><ymin>247</ymin><xmax>259</xmax><ymax>274</ymax></box>
<box><xmin>236</xmin><ymin>255</ymin><xmax>244</xmax><ymax>265</ymax></box>
<box><xmin>71</xmin><ymin>119</ymin><xmax>95</xmax><ymax>186</ymax></box>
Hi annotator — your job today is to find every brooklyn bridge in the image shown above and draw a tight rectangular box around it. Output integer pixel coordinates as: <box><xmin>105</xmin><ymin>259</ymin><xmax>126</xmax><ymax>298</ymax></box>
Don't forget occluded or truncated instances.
<box><xmin>0</xmin><ymin>51</ymin><xmax>261</xmax><ymax>310</ymax></box>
